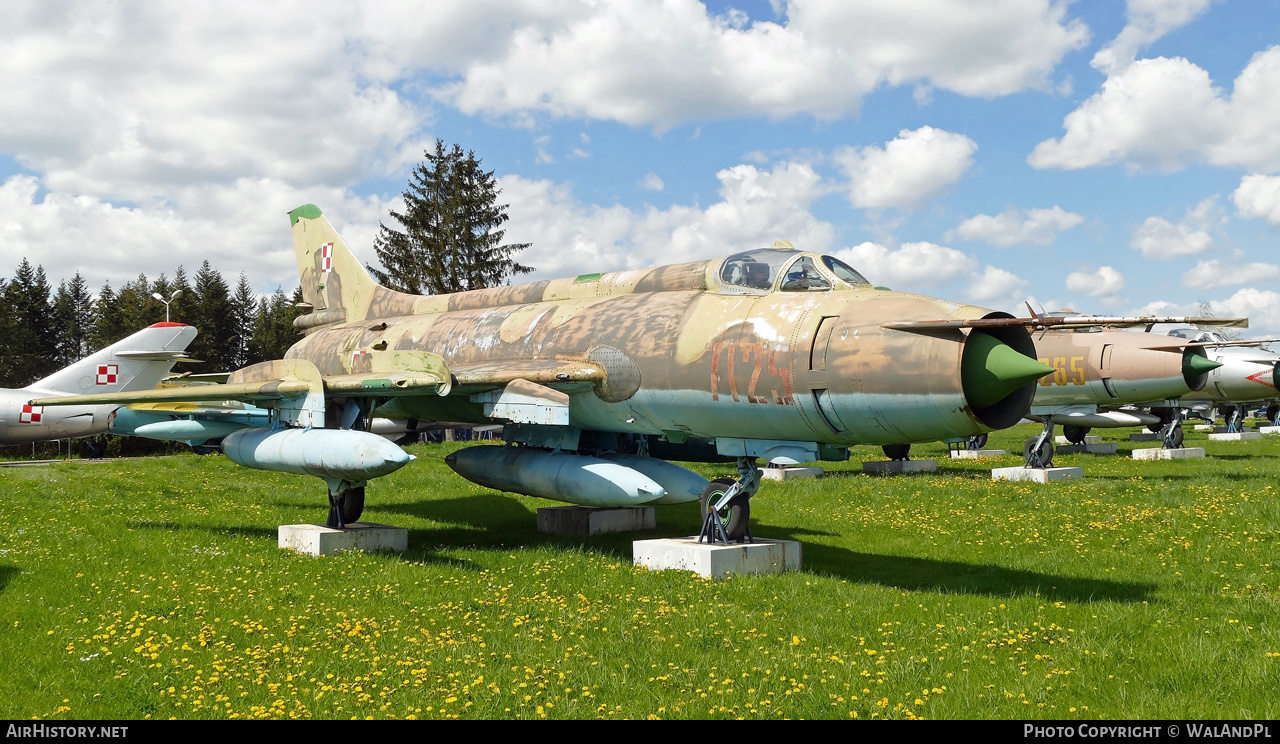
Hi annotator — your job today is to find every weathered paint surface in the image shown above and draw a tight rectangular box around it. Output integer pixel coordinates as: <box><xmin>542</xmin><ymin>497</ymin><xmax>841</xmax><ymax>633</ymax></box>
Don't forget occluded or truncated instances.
<box><xmin>1029</xmin><ymin>329</ymin><xmax>1198</xmax><ymax>407</ymax></box>
<box><xmin>284</xmin><ymin>206</ymin><xmax>1025</xmax><ymax>445</ymax></box>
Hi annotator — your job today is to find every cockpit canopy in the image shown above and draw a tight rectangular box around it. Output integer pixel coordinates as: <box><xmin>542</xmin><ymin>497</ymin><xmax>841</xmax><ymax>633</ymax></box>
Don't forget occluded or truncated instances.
<box><xmin>1169</xmin><ymin>327</ymin><xmax>1227</xmax><ymax>343</ymax></box>
<box><xmin>718</xmin><ymin>248</ymin><xmax>870</xmax><ymax>292</ymax></box>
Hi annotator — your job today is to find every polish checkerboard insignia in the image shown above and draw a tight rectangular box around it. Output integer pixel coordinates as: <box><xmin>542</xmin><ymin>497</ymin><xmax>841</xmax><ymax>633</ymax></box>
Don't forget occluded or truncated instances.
<box><xmin>96</xmin><ymin>364</ymin><xmax>119</xmax><ymax>385</ymax></box>
<box><xmin>19</xmin><ymin>404</ymin><xmax>42</xmax><ymax>424</ymax></box>
<box><xmin>321</xmin><ymin>243</ymin><xmax>333</xmax><ymax>273</ymax></box>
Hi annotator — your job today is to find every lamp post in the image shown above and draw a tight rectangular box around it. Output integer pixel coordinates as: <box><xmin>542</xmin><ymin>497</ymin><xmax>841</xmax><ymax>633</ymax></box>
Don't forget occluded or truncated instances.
<box><xmin>151</xmin><ymin>289</ymin><xmax>182</xmax><ymax>323</ymax></box>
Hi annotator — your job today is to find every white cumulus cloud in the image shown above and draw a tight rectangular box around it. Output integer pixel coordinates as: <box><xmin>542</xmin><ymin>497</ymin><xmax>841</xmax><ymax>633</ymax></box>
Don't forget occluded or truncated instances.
<box><xmin>966</xmin><ymin>265</ymin><xmax>1030</xmax><ymax>306</ymax></box>
<box><xmin>1232</xmin><ymin>174</ymin><xmax>1280</xmax><ymax>224</ymax></box>
<box><xmin>1130</xmin><ymin>197</ymin><xmax>1222</xmax><ymax>260</ymax></box>
<box><xmin>1029</xmin><ymin>48</ymin><xmax>1280</xmax><ymax>173</ymax></box>
<box><xmin>1182</xmin><ymin>259</ymin><xmax>1280</xmax><ymax>290</ymax></box>
<box><xmin>1066</xmin><ymin>266</ymin><xmax>1125</xmax><ymax>297</ymax></box>
<box><xmin>832</xmin><ymin>241</ymin><xmax>977</xmax><ymax>290</ymax></box>
<box><xmin>437</xmin><ymin>0</ymin><xmax>1089</xmax><ymax>128</ymax></box>
<box><xmin>1091</xmin><ymin>0</ymin><xmax>1217</xmax><ymax>75</ymax></box>
<box><xmin>639</xmin><ymin>173</ymin><xmax>665</xmax><ymax>192</ymax></box>
<box><xmin>952</xmin><ymin>206</ymin><xmax>1084</xmax><ymax>247</ymax></box>
<box><xmin>499</xmin><ymin>159</ymin><xmax>836</xmax><ymax>280</ymax></box>
<box><xmin>835</xmin><ymin>126</ymin><xmax>977</xmax><ymax>210</ymax></box>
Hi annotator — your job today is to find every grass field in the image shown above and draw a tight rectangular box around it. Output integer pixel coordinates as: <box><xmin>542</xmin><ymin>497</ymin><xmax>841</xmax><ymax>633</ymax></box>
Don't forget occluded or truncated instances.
<box><xmin>1</xmin><ymin>423</ymin><xmax>1277</xmax><ymax>720</ymax></box>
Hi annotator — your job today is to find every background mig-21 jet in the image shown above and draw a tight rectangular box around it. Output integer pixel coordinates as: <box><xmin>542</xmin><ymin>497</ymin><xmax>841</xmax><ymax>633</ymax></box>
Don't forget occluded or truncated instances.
<box><xmin>38</xmin><ymin>204</ymin><xmax>1078</xmax><ymax>540</ymax></box>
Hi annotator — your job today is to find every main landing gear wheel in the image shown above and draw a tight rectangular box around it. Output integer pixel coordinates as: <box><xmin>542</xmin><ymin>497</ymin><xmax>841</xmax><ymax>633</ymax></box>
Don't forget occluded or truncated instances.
<box><xmin>1062</xmin><ymin>425</ymin><xmax>1090</xmax><ymax>445</ymax></box>
<box><xmin>700</xmin><ymin>477</ymin><xmax>750</xmax><ymax>542</ymax></box>
<box><xmin>967</xmin><ymin>434</ymin><xmax>988</xmax><ymax>450</ymax></box>
<box><xmin>1164</xmin><ymin>425</ymin><xmax>1184</xmax><ymax>449</ymax></box>
<box><xmin>882</xmin><ymin>443</ymin><xmax>911</xmax><ymax>461</ymax></box>
<box><xmin>341</xmin><ymin>487</ymin><xmax>365</xmax><ymax>524</ymax></box>
<box><xmin>1023</xmin><ymin>437</ymin><xmax>1054</xmax><ymax>468</ymax></box>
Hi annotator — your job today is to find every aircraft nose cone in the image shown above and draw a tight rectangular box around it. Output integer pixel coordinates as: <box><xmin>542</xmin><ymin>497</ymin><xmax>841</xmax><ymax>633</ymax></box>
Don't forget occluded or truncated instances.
<box><xmin>1183</xmin><ymin>353</ymin><xmax>1222</xmax><ymax>376</ymax></box>
<box><xmin>962</xmin><ymin>331</ymin><xmax>1055</xmax><ymax>410</ymax></box>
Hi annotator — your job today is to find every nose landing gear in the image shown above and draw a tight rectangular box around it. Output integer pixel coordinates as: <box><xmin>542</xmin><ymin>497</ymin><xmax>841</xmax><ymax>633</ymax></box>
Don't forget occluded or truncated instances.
<box><xmin>699</xmin><ymin>457</ymin><xmax>760</xmax><ymax>544</ymax></box>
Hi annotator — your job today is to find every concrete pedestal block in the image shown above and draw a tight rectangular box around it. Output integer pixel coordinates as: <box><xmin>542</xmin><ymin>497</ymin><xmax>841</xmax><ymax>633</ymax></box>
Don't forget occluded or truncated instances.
<box><xmin>862</xmin><ymin>459</ymin><xmax>937</xmax><ymax>475</ymax></box>
<box><xmin>1208</xmin><ymin>432</ymin><xmax>1262</xmax><ymax>441</ymax></box>
<box><xmin>1132</xmin><ymin>447</ymin><xmax>1206</xmax><ymax>461</ymax></box>
<box><xmin>537</xmin><ymin>506</ymin><xmax>656</xmax><ymax>536</ymax></box>
<box><xmin>950</xmin><ymin>449</ymin><xmax>1009</xmax><ymax>459</ymax></box>
<box><xmin>1129</xmin><ymin>433</ymin><xmax>1159</xmax><ymax>441</ymax></box>
<box><xmin>278</xmin><ymin>522</ymin><xmax>408</xmax><ymax>557</ymax></box>
<box><xmin>761</xmin><ymin>466</ymin><xmax>824</xmax><ymax>482</ymax></box>
<box><xmin>633</xmin><ymin>537</ymin><xmax>801</xmax><ymax>579</ymax></box>
<box><xmin>1260</xmin><ymin>426</ymin><xmax>1280</xmax><ymax>435</ymax></box>
<box><xmin>1055</xmin><ymin>435</ymin><xmax>1102</xmax><ymax>445</ymax></box>
<box><xmin>1193</xmin><ymin>424</ymin><xmax>1213</xmax><ymax>432</ymax></box>
<box><xmin>1055</xmin><ymin>443</ymin><xmax>1118</xmax><ymax>455</ymax></box>
<box><xmin>992</xmin><ymin>466</ymin><xmax>1083</xmax><ymax>483</ymax></box>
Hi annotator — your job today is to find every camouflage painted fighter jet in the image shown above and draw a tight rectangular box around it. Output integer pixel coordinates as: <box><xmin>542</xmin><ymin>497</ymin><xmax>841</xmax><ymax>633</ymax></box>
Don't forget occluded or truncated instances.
<box><xmin>0</xmin><ymin>322</ymin><xmax>196</xmax><ymax>446</ymax></box>
<box><xmin>38</xmin><ymin>204</ymin><xmax>1067</xmax><ymax>540</ymax></box>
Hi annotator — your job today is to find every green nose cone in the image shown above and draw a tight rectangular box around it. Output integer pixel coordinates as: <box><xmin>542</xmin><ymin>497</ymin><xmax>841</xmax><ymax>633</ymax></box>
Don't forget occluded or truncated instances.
<box><xmin>1182</xmin><ymin>353</ymin><xmax>1222</xmax><ymax>378</ymax></box>
<box><xmin>962</xmin><ymin>332</ymin><xmax>1055</xmax><ymax>410</ymax></box>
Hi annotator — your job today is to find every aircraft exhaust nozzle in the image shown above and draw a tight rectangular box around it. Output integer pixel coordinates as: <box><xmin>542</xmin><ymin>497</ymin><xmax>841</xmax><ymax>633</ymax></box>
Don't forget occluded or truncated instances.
<box><xmin>222</xmin><ymin>427</ymin><xmax>413</xmax><ymax>482</ymax></box>
<box><xmin>962</xmin><ymin>330</ymin><xmax>1055</xmax><ymax>410</ymax></box>
<box><xmin>446</xmin><ymin>446</ymin><xmax>667</xmax><ymax>507</ymax></box>
<box><xmin>1181</xmin><ymin>349</ymin><xmax>1221</xmax><ymax>392</ymax></box>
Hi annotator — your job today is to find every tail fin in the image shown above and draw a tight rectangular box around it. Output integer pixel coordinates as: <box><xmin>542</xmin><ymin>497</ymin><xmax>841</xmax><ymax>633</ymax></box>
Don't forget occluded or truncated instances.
<box><xmin>289</xmin><ymin>204</ymin><xmax>384</xmax><ymax>329</ymax></box>
<box><xmin>27</xmin><ymin>323</ymin><xmax>198</xmax><ymax>396</ymax></box>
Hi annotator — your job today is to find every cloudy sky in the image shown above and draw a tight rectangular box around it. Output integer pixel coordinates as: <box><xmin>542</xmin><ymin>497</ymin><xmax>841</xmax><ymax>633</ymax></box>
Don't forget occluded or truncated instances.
<box><xmin>2</xmin><ymin>0</ymin><xmax>1278</xmax><ymax>336</ymax></box>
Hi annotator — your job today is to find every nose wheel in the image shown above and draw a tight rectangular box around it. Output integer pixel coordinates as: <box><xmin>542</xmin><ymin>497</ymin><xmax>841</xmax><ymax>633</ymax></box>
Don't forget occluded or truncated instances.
<box><xmin>1159</xmin><ymin>407</ymin><xmax>1186</xmax><ymax>449</ymax></box>
<box><xmin>699</xmin><ymin>457</ymin><xmax>760</xmax><ymax>544</ymax></box>
<box><xmin>1023</xmin><ymin>420</ymin><xmax>1055</xmax><ymax>468</ymax></box>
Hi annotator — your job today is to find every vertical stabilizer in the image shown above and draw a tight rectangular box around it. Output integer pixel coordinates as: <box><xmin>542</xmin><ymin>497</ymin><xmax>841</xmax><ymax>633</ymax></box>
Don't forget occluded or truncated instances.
<box><xmin>26</xmin><ymin>323</ymin><xmax>198</xmax><ymax>396</ymax></box>
<box><xmin>289</xmin><ymin>204</ymin><xmax>378</xmax><ymax>326</ymax></box>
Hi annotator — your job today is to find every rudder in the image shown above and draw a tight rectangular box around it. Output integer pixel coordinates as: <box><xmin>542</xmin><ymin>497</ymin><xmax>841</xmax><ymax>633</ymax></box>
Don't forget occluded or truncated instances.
<box><xmin>289</xmin><ymin>204</ymin><xmax>378</xmax><ymax>326</ymax></box>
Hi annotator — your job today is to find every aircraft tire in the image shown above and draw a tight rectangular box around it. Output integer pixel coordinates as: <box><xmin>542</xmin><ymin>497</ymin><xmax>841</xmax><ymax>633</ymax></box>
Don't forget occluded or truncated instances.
<box><xmin>1063</xmin><ymin>425</ymin><xmax>1089</xmax><ymax>445</ymax></box>
<box><xmin>882</xmin><ymin>444</ymin><xmax>911</xmax><ymax>461</ymax></box>
<box><xmin>1165</xmin><ymin>426</ymin><xmax>1184</xmax><ymax>450</ymax></box>
<box><xmin>1023</xmin><ymin>437</ymin><xmax>1054</xmax><ymax>467</ymax></box>
<box><xmin>969</xmin><ymin>434</ymin><xmax>988</xmax><ymax>449</ymax></box>
<box><xmin>701</xmin><ymin>477</ymin><xmax>749</xmax><ymax>541</ymax></box>
<box><xmin>1267</xmin><ymin>404</ymin><xmax>1279</xmax><ymax>423</ymax></box>
<box><xmin>342</xmin><ymin>488</ymin><xmax>365</xmax><ymax>524</ymax></box>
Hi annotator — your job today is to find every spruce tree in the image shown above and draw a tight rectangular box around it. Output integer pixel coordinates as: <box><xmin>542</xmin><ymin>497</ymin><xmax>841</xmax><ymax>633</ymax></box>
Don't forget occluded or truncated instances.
<box><xmin>229</xmin><ymin>273</ymin><xmax>258</xmax><ymax>369</ymax></box>
<box><xmin>90</xmin><ymin>281</ymin><xmax>125</xmax><ymax>352</ymax></box>
<box><xmin>0</xmin><ymin>278</ymin><xmax>18</xmax><ymax>387</ymax></box>
<box><xmin>369</xmin><ymin>139</ymin><xmax>532</xmax><ymax>295</ymax></box>
<box><xmin>190</xmin><ymin>261</ymin><xmax>234</xmax><ymax>371</ymax></box>
<box><xmin>6</xmin><ymin>259</ymin><xmax>56</xmax><ymax>384</ymax></box>
<box><xmin>51</xmin><ymin>273</ymin><xmax>94</xmax><ymax>366</ymax></box>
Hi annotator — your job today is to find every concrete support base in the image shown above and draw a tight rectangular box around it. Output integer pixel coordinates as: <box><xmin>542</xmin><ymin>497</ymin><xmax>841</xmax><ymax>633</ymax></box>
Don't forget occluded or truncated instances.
<box><xmin>278</xmin><ymin>522</ymin><xmax>408</xmax><ymax>557</ymax></box>
<box><xmin>1132</xmin><ymin>447</ymin><xmax>1206</xmax><ymax>461</ymax></box>
<box><xmin>633</xmin><ymin>537</ymin><xmax>801</xmax><ymax>579</ymax></box>
<box><xmin>1056</xmin><ymin>443</ymin><xmax>1118</xmax><ymax>455</ymax></box>
<box><xmin>761</xmin><ymin>466</ymin><xmax>824</xmax><ymax>482</ymax></box>
<box><xmin>1211</xmin><ymin>426</ymin><xmax>1254</xmax><ymax>433</ymax></box>
<box><xmin>950</xmin><ymin>449</ymin><xmax>1009</xmax><ymax>459</ymax></box>
<box><xmin>1129</xmin><ymin>433</ymin><xmax>1159</xmax><ymax>441</ymax></box>
<box><xmin>862</xmin><ymin>459</ymin><xmax>937</xmax><ymax>475</ymax></box>
<box><xmin>992</xmin><ymin>466</ymin><xmax>1083</xmax><ymax>483</ymax></box>
<box><xmin>1193</xmin><ymin>424</ymin><xmax>1213</xmax><ymax>432</ymax></box>
<box><xmin>537</xmin><ymin>506</ymin><xmax>656</xmax><ymax>536</ymax></box>
<box><xmin>1260</xmin><ymin>426</ymin><xmax>1280</xmax><ymax>435</ymax></box>
<box><xmin>1055</xmin><ymin>435</ymin><xmax>1102</xmax><ymax>445</ymax></box>
<box><xmin>1208</xmin><ymin>432</ymin><xmax>1262</xmax><ymax>441</ymax></box>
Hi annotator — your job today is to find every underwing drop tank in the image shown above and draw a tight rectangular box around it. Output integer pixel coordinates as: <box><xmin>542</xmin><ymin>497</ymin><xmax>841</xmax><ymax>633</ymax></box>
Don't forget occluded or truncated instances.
<box><xmin>445</xmin><ymin>446</ymin><xmax>681</xmax><ymax>507</ymax></box>
<box><xmin>221</xmin><ymin>427</ymin><xmax>414</xmax><ymax>482</ymax></box>
<box><xmin>597</xmin><ymin>452</ymin><xmax>709</xmax><ymax>505</ymax></box>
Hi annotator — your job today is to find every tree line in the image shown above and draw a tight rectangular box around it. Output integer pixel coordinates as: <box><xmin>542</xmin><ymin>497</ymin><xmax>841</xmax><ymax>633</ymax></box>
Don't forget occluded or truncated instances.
<box><xmin>0</xmin><ymin>258</ymin><xmax>304</xmax><ymax>389</ymax></box>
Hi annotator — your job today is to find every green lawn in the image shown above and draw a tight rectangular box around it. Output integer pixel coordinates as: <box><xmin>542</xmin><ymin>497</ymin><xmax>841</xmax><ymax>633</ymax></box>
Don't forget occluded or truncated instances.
<box><xmin>1</xmin><ymin>424</ymin><xmax>1277</xmax><ymax>719</ymax></box>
